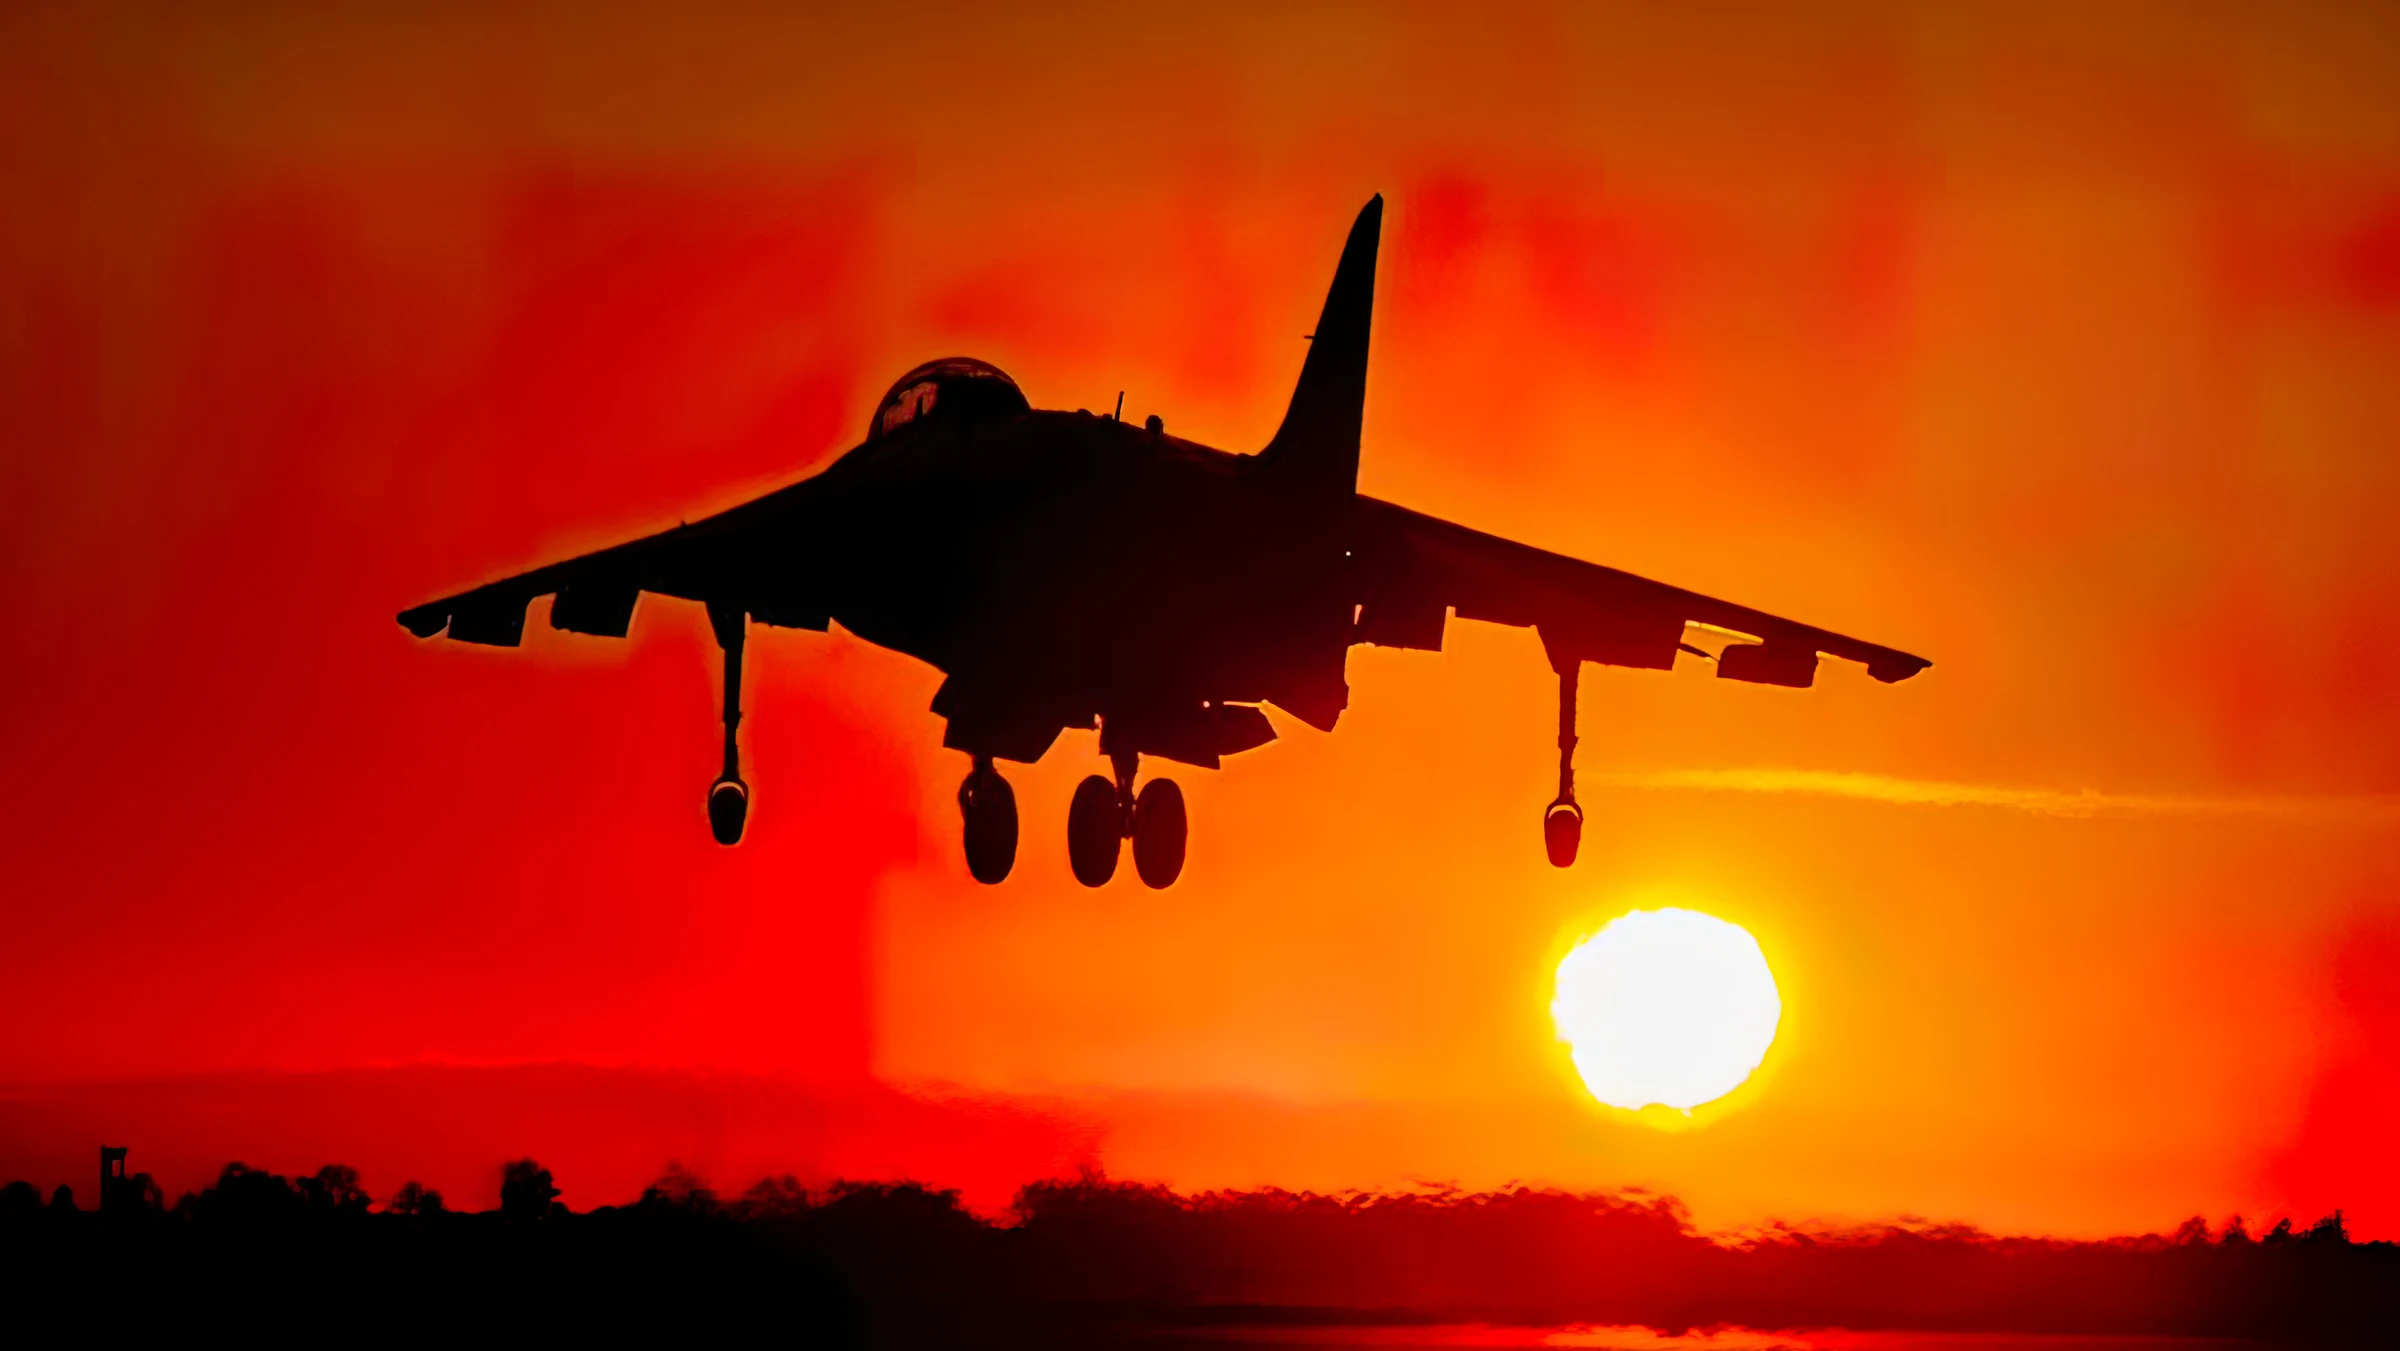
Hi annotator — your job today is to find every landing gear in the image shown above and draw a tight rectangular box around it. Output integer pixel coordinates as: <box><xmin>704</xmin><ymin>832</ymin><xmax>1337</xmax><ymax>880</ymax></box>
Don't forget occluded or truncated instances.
<box><xmin>1067</xmin><ymin>774</ymin><xmax>1121</xmax><ymax>886</ymax></box>
<box><xmin>960</xmin><ymin>756</ymin><xmax>1019</xmax><ymax>884</ymax></box>
<box><xmin>1544</xmin><ymin>799</ymin><xmax>1582</xmax><ymax>869</ymax></box>
<box><xmin>1544</xmin><ymin>662</ymin><xmax>1583</xmax><ymax>868</ymax></box>
<box><xmin>1132</xmin><ymin>779</ymin><xmax>1187</xmax><ymax>889</ymax></box>
<box><xmin>1065</xmin><ymin>745</ymin><xmax>1186</xmax><ymax>889</ymax></box>
<box><xmin>709</xmin><ymin>779</ymin><xmax>750</xmax><ymax>847</ymax></box>
<box><xmin>708</xmin><ymin>602</ymin><xmax>749</xmax><ymax>846</ymax></box>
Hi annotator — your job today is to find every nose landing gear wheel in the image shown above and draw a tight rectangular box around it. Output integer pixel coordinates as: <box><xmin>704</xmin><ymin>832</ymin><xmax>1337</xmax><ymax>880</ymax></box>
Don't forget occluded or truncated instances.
<box><xmin>1543</xmin><ymin>800</ymin><xmax>1583</xmax><ymax>868</ymax></box>
<box><xmin>959</xmin><ymin>763</ymin><xmax>1019</xmax><ymax>885</ymax></box>
<box><xmin>1067</xmin><ymin>774</ymin><xmax>1122</xmax><ymax>887</ymax></box>
<box><xmin>1131</xmin><ymin>778</ymin><xmax>1187</xmax><ymax>889</ymax></box>
<box><xmin>708</xmin><ymin>778</ymin><xmax>749</xmax><ymax>847</ymax></box>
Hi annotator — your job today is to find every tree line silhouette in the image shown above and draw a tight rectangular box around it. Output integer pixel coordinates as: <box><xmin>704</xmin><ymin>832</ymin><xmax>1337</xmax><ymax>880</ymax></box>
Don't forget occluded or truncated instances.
<box><xmin>2</xmin><ymin>1160</ymin><xmax>2390</xmax><ymax>1345</ymax></box>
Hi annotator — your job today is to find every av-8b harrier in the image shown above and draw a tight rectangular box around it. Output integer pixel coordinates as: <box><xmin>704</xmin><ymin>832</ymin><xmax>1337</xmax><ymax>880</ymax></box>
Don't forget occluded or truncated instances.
<box><xmin>400</xmin><ymin>197</ymin><xmax>1929</xmax><ymax>888</ymax></box>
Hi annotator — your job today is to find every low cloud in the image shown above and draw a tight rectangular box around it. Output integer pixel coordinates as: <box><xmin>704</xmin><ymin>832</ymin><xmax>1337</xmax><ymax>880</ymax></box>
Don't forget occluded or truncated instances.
<box><xmin>1603</xmin><ymin>768</ymin><xmax>2400</xmax><ymax>823</ymax></box>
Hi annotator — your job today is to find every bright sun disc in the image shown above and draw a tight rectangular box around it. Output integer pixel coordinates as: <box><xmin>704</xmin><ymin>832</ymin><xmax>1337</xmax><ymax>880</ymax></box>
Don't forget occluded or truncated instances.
<box><xmin>1552</xmin><ymin>908</ymin><xmax>1782</xmax><ymax>1114</ymax></box>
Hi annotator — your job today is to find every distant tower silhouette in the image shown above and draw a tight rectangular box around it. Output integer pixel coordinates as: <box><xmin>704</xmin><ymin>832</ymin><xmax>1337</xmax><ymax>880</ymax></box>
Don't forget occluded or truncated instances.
<box><xmin>99</xmin><ymin>1146</ymin><xmax>127</xmax><ymax>1213</ymax></box>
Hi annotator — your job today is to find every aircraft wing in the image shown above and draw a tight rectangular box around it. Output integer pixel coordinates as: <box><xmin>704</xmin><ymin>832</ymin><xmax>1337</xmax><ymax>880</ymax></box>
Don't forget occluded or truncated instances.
<box><xmin>396</xmin><ymin>496</ymin><xmax>795</xmax><ymax>646</ymax></box>
<box><xmin>1349</xmin><ymin>497</ymin><xmax>1930</xmax><ymax>687</ymax></box>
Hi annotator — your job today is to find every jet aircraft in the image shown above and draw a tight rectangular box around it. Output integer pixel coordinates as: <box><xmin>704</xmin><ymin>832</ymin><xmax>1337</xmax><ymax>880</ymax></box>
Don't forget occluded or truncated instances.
<box><xmin>399</xmin><ymin>196</ymin><xmax>1930</xmax><ymax>888</ymax></box>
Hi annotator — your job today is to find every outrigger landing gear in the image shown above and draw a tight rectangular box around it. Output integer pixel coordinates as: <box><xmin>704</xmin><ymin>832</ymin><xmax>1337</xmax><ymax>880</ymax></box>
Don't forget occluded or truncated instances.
<box><xmin>1544</xmin><ymin>662</ymin><xmax>1584</xmax><ymax>868</ymax></box>
<box><xmin>959</xmin><ymin>755</ymin><xmax>1019</xmax><ymax>885</ymax></box>
<box><xmin>707</xmin><ymin>602</ymin><xmax>750</xmax><ymax>846</ymax></box>
<box><xmin>1067</xmin><ymin>744</ymin><xmax>1187</xmax><ymax>889</ymax></box>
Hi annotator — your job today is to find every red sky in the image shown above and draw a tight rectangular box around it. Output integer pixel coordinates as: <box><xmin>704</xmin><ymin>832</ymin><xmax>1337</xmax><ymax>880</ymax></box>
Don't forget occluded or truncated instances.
<box><xmin>3</xmin><ymin>2</ymin><xmax>2398</xmax><ymax>1233</ymax></box>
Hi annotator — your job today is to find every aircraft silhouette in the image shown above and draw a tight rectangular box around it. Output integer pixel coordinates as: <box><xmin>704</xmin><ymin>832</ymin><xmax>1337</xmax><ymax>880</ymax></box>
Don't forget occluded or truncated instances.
<box><xmin>400</xmin><ymin>196</ymin><xmax>1929</xmax><ymax>888</ymax></box>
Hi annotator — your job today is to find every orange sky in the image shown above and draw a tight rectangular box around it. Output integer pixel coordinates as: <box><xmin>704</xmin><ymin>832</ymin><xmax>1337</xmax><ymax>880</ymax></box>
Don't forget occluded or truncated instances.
<box><xmin>3</xmin><ymin>2</ymin><xmax>2397</xmax><ymax>1237</ymax></box>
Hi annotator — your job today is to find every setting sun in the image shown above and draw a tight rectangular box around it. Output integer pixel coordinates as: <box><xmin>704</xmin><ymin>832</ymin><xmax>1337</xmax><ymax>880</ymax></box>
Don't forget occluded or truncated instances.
<box><xmin>1553</xmin><ymin>909</ymin><xmax>1783</xmax><ymax>1117</ymax></box>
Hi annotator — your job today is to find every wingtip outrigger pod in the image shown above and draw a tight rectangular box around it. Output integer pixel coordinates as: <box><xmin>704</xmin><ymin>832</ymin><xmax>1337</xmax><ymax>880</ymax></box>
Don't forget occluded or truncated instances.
<box><xmin>1867</xmin><ymin>653</ymin><xmax>1934</xmax><ymax>684</ymax></box>
<box><xmin>397</xmin><ymin>603</ymin><xmax>448</xmax><ymax>639</ymax></box>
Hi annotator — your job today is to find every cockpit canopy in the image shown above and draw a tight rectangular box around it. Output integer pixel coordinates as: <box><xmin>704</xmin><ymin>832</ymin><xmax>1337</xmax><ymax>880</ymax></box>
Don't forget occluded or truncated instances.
<box><xmin>867</xmin><ymin>357</ymin><xmax>1030</xmax><ymax>442</ymax></box>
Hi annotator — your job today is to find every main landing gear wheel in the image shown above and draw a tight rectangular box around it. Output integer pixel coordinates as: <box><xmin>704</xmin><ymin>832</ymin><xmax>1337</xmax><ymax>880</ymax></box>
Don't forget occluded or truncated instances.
<box><xmin>1067</xmin><ymin>774</ymin><xmax>1122</xmax><ymax>887</ymax></box>
<box><xmin>1132</xmin><ymin>778</ymin><xmax>1187</xmax><ymax>889</ymax></box>
<box><xmin>959</xmin><ymin>759</ymin><xmax>1019</xmax><ymax>885</ymax></box>
<box><xmin>708</xmin><ymin>778</ymin><xmax>750</xmax><ymax>847</ymax></box>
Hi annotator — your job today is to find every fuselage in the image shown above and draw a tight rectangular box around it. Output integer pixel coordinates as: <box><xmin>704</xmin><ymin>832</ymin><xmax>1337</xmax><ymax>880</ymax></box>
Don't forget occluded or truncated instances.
<box><xmin>715</xmin><ymin>401</ymin><xmax>1348</xmax><ymax>765</ymax></box>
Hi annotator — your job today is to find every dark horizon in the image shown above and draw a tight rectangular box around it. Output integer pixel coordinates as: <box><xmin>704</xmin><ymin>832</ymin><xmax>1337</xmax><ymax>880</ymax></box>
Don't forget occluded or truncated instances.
<box><xmin>8</xmin><ymin>1153</ymin><xmax>2390</xmax><ymax>1345</ymax></box>
<box><xmin>8</xmin><ymin>1063</ymin><xmax>2381</xmax><ymax>1242</ymax></box>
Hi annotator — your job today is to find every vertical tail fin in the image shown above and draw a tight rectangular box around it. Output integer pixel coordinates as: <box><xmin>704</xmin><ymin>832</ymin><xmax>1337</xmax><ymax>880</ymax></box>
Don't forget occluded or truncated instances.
<box><xmin>1258</xmin><ymin>195</ymin><xmax>1382</xmax><ymax>493</ymax></box>
<box><xmin>1252</xmin><ymin>197</ymin><xmax>1381</xmax><ymax>734</ymax></box>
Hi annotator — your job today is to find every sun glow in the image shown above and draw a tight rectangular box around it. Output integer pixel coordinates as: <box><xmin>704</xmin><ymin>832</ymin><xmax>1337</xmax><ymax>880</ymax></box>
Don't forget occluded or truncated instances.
<box><xmin>1552</xmin><ymin>909</ymin><xmax>1782</xmax><ymax>1116</ymax></box>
